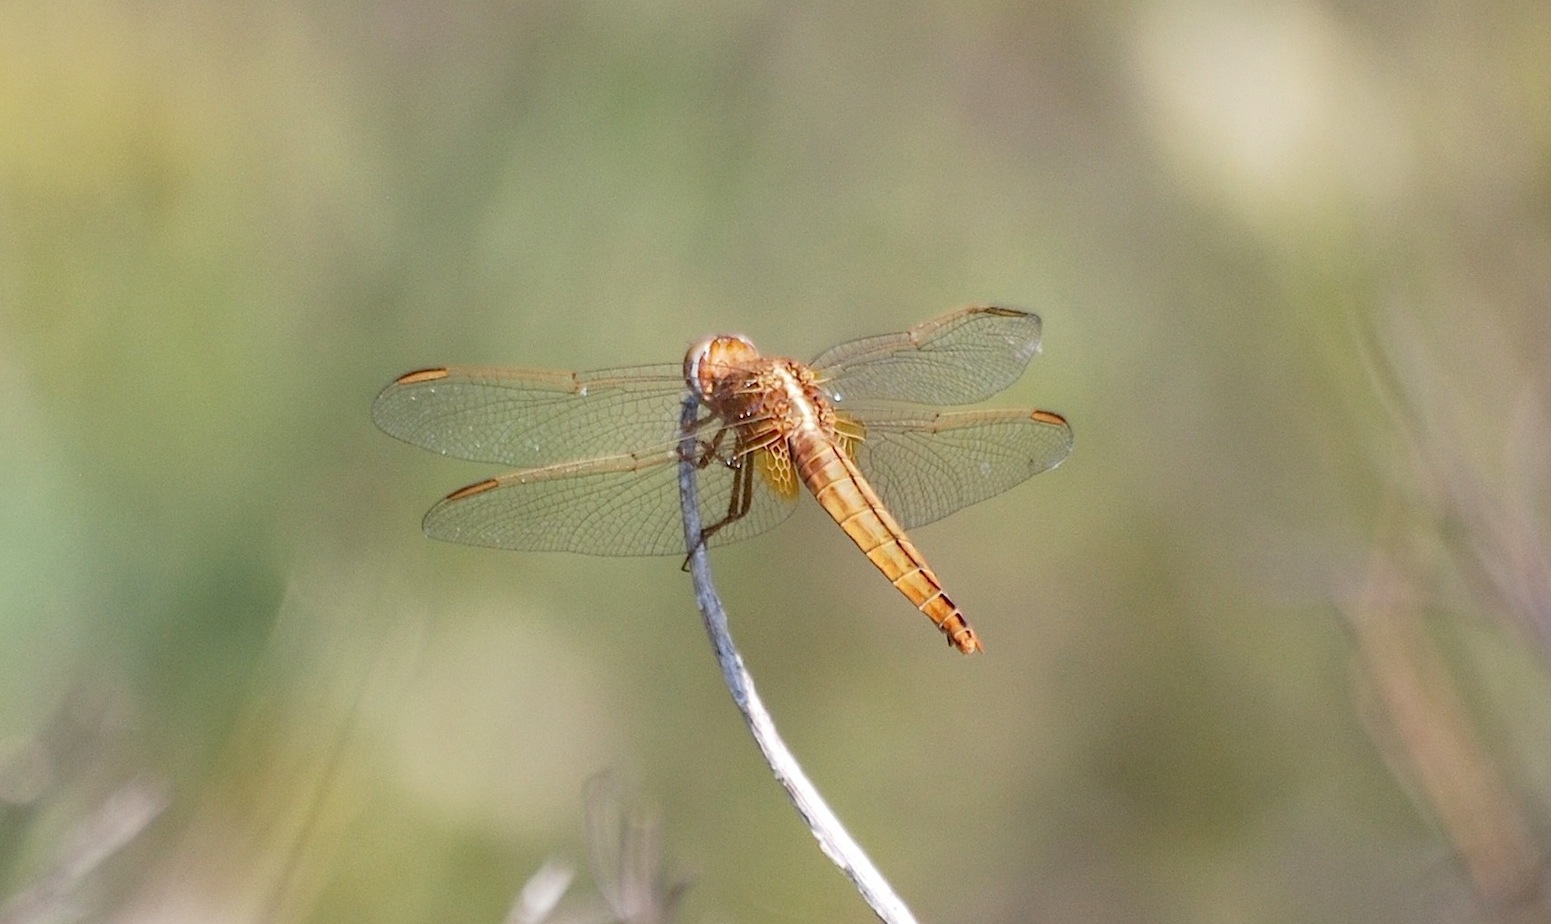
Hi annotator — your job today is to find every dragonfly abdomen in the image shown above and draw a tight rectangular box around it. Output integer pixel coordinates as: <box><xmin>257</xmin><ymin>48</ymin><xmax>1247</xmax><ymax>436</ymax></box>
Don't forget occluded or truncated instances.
<box><xmin>788</xmin><ymin>428</ymin><xmax>983</xmax><ymax>654</ymax></box>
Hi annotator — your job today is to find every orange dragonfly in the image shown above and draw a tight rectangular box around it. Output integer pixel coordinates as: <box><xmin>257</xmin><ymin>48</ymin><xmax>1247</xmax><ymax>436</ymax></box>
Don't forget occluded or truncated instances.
<box><xmin>372</xmin><ymin>306</ymin><xmax>1072</xmax><ymax>653</ymax></box>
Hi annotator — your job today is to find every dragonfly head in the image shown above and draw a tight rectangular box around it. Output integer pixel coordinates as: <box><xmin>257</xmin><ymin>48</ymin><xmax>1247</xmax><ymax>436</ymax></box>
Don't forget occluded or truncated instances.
<box><xmin>684</xmin><ymin>333</ymin><xmax>761</xmax><ymax>401</ymax></box>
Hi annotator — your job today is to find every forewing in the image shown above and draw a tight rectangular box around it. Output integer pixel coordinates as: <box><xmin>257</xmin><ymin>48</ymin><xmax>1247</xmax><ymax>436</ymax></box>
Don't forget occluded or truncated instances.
<box><xmin>371</xmin><ymin>364</ymin><xmax>686</xmax><ymax>467</ymax></box>
<box><xmin>420</xmin><ymin>442</ymin><xmax>798</xmax><ymax>556</ymax></box>
<box><xmin>811</xmin><ymin>306</ymin><xmax>1043</xmax><ymax>406</ymax></box>
<box><xmin>850</xmin><ymin>408</ymin><xmax>1073</xmax><ymax>530</ymax></box>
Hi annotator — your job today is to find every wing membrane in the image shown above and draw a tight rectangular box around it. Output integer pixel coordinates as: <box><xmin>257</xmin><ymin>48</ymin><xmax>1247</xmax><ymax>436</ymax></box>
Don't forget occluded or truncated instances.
<box><xmin>421</xmin><ymin>445</ymin><xmax>798</xmax><ymax>556</ymax></box>
<box><xmin>811</xmin><ymin>305</ymin><xmax>1043</xmax><ymax>406</ymax></box>
<box><xmin>371</xmin><ymin>364</ymin><xmax>686</xmax><ymax>467</ymax></box>
<box><xmin>376</xmin><ymin>308</ymin><xmax>1068</xmax><ymax>557</ymax></box>
<box><xmin>850</xmin><ymin>408</ymin><xmax>1072</xmax><ymax>530</ymax></box>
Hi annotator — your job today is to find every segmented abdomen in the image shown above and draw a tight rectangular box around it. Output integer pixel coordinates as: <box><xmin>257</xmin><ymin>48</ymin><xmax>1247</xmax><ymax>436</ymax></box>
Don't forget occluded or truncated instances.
<box><xmin>787</xmin><ymin>427</ymin><xmax>982</xmax><ymax>654</ymax></box>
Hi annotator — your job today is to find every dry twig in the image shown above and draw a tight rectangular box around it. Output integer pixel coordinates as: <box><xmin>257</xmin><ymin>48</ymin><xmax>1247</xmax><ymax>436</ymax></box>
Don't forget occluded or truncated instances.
<box><xmin>675</xmin><ymin>395</ymin><xmax>919</xmax><ymax>924</ymax></box>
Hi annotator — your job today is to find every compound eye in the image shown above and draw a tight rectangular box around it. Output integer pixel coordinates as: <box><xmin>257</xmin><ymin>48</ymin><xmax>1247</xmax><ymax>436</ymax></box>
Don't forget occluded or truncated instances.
<box><xmin>683</xmin><ymin>335</ymin><xmax>719</xmax><ymax>400</ymax></box>
<box><xmin>683</xmin><ymin>334</ymin><xmax>758</xmax><ymax>400</ymax></box>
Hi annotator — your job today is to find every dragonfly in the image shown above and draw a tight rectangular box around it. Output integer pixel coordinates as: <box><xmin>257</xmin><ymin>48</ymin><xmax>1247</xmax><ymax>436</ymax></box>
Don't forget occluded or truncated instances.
<box><xmin>372</xmin><ymin>306</ymin><xmax>1072</xmax><ymax>654</ymax></box>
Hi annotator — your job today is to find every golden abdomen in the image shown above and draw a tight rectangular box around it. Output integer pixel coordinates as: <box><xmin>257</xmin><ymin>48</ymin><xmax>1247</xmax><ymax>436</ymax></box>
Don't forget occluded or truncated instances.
<box><xmin>787</xmin><ymin>427</ymin><xmax>982</xmax><ymax>654</ymax></box>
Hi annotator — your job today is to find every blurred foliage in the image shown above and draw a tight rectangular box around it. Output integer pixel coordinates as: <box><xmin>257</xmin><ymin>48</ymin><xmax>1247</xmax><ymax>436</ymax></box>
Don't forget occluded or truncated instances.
<box><xmin>3</xmin><ymin>0</ymin><xmax>1550</xmax><ymax>922</ymax></box>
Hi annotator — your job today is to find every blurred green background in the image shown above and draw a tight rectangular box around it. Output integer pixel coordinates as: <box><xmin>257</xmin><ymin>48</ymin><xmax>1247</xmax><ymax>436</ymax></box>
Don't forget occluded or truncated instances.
<box><xmin>4</xmin><ymin>1</ymin><xmax>1551</xmax><ymax>922</ymax></box>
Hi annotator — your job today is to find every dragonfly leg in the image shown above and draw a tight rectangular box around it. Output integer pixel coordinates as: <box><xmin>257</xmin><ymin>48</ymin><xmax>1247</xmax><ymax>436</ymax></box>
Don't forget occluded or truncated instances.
<box><xmin>676</xmin><ymin>412</ymin><xmax>721</xmax><ymax>462</ymax></box>
<box><xmin>703</xmin><ymin>454</ymin><xmax>755</xmax><ymax>542</ymax></box>
<box><xmin>680</xmin><ymin>450</ymin><xmax>755</xmax><ymax>569</ymax></box>
<box><xmin>685</xmin><ymin>419</ymin><xmax>737</xmax><ymax>469</ymax></box>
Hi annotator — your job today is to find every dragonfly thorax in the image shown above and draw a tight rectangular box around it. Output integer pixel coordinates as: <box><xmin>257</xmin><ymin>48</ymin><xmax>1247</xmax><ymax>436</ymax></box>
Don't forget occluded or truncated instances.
<box><xmin>760</xmin><ymin>361</ymin><xmax>833</xmax><ymax>435</ymax></box>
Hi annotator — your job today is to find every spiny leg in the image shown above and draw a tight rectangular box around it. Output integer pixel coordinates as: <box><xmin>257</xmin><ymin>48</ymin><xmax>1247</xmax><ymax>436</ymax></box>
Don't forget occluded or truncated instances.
<box><xmin>681</xmin><ymin>453</ymin><xmax>754</xmax><ymax>569</ymax></box>
<box><xmin>700</xmin><ymin>452</ymin><xmax>756</xmax><ymax>545</ymax></box>
<box><xmin>679</xmin><ymin>413</ymin><xmax>728</xmax><ymax>467</ymax></box>
<box><xmin>681</xmin><ymin>417</ymin><xmax>791</xmax><ymax>566</ymax></box>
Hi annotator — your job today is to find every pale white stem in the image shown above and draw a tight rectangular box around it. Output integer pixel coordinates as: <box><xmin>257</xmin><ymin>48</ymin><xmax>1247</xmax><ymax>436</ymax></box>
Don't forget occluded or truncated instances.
<box><xmin>676</xmin><ymin>396</ymin><xmax>919</xmax><ymax>924</ymax></box>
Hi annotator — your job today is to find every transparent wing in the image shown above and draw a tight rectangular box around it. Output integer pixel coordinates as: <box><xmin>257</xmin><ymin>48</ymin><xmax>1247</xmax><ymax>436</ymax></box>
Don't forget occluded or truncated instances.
<box><xmin>419</xmin><ymin>442</ymin><xmax>798</xmax><ymax>556</ymax></box>
<box><xmin>371</xmin><ymin>364</ymin><xmax>687</xmax><ymax>467</ymax></box>
<box><xmin>849</xmin><ymin>408</ymin><xmax>1073</xmax><ymax>530</ymax></box>
<box><xmin>811</xmin><ymin>305</ymin><xmax>1043</xmax><ymax>406</ymax></box>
